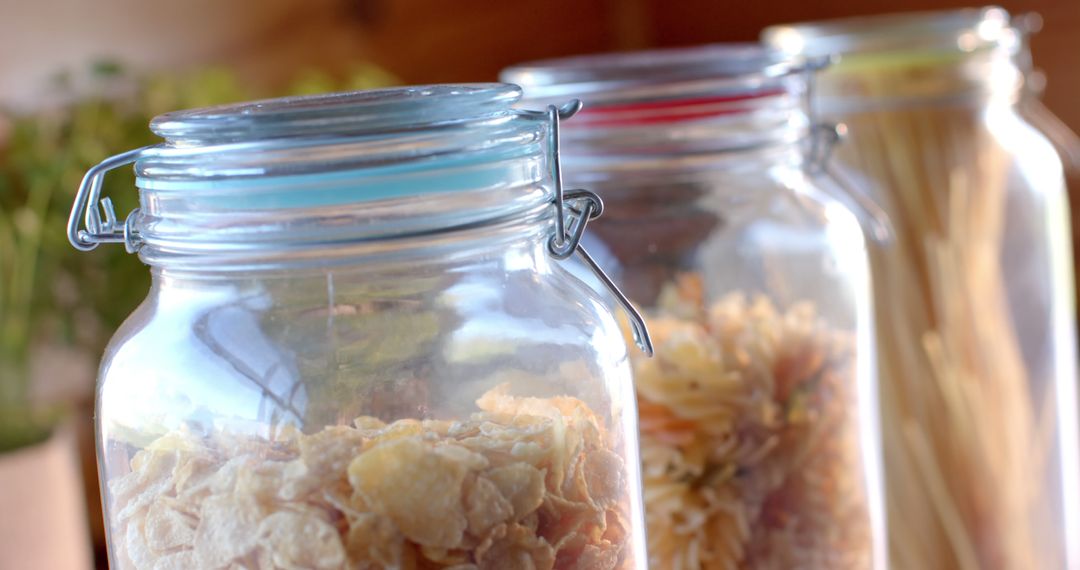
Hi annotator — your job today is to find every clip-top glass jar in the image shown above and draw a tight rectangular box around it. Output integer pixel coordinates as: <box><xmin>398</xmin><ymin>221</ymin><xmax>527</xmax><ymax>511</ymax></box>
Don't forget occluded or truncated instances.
<box><xmin>68</xmin><ymin>84</ymin><xmax>652</xmax><ymax>570</ymax></box>
<box><xmin>765</xmin><ymin>8</ymin><xmax>1080</xmax><ymax>570</ymax></box>
<box><xmin>1011</xmin><ymin>12</ymin><xmax>1080</xmax><ymax>318</ymax></box>
<box><xmin>503</xmin><ymin>46</ymin><xmax>885</xmax><ymax>570</ymax></box>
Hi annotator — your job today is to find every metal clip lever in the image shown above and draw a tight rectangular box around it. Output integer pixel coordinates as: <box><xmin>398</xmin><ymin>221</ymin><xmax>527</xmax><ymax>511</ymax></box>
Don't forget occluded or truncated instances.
<box><xmin>67</xmin><ymin>146</ymin><xmax>153</xmax><ymax>253</ymax></box>
<box><xmin>807</xmin><ymin>123</ymin><xmax>894</xmax><ymax>245</ymax></box>
<box><xmin>548</xmin><ymin>189</ymin><xmax>602</xmax><ymax>259</ymax></box>
<box><xmin>544</xmin><ymin>102</ymin><xmax>654</xmax><ymax>356</ymax></box>
<box><xmin>547</xmin><ymin>99</ymin><xmax>583</xmax><ymax>252</ymax></box>
<box><xmin>576</xmin><ymin>246</ymin><xmax>654</xmax><ymax>357</ymax></box>
<box><xmin>799</xmin><ymin>55</ymin><xmax>893</xmax><ymax>246</ymax></box>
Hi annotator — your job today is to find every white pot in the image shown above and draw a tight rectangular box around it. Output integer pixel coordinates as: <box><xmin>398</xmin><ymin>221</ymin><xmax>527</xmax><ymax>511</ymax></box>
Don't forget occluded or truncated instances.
<box><xmin>0</xmin><ymin>425</ymin><xmax>93</xmax><ymax>570</ymax></box>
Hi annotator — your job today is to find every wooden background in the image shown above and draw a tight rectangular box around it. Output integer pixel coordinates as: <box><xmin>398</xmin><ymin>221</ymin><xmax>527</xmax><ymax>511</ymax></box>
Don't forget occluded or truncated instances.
<box><xmin>345</xmin><ymin>0</ymin><xmax>1080</xmax><ymax>134</ymax></box>
<box><xmin>5</xmin><ymin>1</ymin><xmax>1075</xmax><ymax>130</ymax></box>
<box><xmin>5</xmin><ymin>2</ymin><xmax>1076</xmax><ymax>567</ymax></box>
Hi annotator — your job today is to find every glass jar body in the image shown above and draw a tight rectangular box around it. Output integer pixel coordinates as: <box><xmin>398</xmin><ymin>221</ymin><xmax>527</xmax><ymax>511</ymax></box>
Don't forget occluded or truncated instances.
<box><xmin>1017</xmin><ymin>76</ymin><xmax>1080</xmax><ymax>331</ymax></box>
<box><xmin>95</xmin><ymin>232</ymin><xmax>647</xmax><ymax>570</ymax></box>
<box><xmin>827</xmin><ymin>91</ymin><xmax>1079</xmax><ymax>569</ymax></box>
<box><xmin>567</xmin><ymin>146</ymin><xmax>884</xmax><ymax>569</ymax></box>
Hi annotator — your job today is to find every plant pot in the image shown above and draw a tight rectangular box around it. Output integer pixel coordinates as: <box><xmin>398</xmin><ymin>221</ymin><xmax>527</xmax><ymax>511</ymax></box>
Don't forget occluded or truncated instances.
<box><xmin>0</xmin><ymin>423</ymin><xmax>93</xmax><ymax>570</ymax></box>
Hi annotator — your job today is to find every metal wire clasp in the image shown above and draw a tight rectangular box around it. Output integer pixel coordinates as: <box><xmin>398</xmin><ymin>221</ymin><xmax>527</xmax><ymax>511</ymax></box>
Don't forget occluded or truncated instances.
<box><xmin>543</xmin><ymin>102</ymin><xmax>653</xmax><ymax>356</ymax></box>
<box><xmin>796</xmin><ymin>56</ymin><xmax>893</xmax><ymax>245</ymax></box>
<box><xmin>806</xmin><ymin>123</ymin><xmax>893</xmax><ymax>245</ymax></box>
<box><xmin>67</xmin><ymin>146</ymin><xmax>155</xmax><ymax>253</ymax></box>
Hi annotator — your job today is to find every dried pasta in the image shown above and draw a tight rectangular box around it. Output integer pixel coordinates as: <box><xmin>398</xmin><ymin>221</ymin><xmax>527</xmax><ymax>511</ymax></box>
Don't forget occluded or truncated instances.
<box><xmin>107</xmin><ymin>384</ymin><xmax>632</xmax><ymax>570</ymax></box>
<box><xmin>628</xmin><ymin>276</ymin><xmax>872</xmax><ymax>569</ymax></box>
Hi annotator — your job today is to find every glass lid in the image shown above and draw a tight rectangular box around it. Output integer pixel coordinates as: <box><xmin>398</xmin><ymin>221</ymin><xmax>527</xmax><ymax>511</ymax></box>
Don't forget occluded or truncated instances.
<box><xmin>763</xmin><ymin>6</ymin><xmax>1019</xmax><ymax>59</ymax></box>
<box><xmin>501</xmin><ymin>44</ymin><xmax>802</xmax><ymax>108</ymax></box>
<box><xmin>150</xmin><ymin>83</ymin><xmax>522</xmax><ymax>145</ymax></box>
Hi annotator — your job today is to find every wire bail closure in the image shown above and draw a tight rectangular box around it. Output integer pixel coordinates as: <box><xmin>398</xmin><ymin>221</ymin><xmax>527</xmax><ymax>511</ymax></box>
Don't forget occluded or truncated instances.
<box><xmin>67</xmin><ymin>146</ymin><xmax>152</xmax><ymax>254</ymax></box>
<box><xmin>798</xmin><ymin>57</ymin><xmax>893</xmax><ymax>246</ymax></box>
<box><xmin>804</xmin><ymin>122</ymin><xmax>894</xmax><ymax>246</ymax></box>
<box><xmin>543</xmin><ymin>101</ymin><xmax>654</xmax><ymax>356</ymax></box>
<box><xmin>67</xmin><ymin>98</ymin><xmax>654</xmax><ymax>356</ymax></box>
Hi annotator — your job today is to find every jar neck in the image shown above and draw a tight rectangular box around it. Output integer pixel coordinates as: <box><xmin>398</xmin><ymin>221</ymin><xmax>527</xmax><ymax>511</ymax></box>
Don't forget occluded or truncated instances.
<box><xmin>562</xmin><ymin>130</ymin><xmax>809</xmax><ymax>186</ymax></box>
<box><xmin>814</xmin><ymin>44</ymin><xmax>1023</xmax><ymax>115</ymax></box>
<box><xmin>141</xmin><ymin>197</ymin><xmax>557</xmax><ymax>274</ymax></box>
<box><xmin>764</xmin><ymin>8</ymin><xmax>1027</xmax><ymax>113</ymax></box>
<box><xmin>148</xmin><ymin>210</ymin><xmax>556</xmax><ymax>280</ymax></box>
<box><xmin>134</xmin><ymin>130</ymin><xmax>555</xmax><ymax>270</ymax></box>
<box><xmin>559</xmin><ymin>79</ymin><xmax>810</xmax><ymax>158</ymax></box>
<box><xmin>98</xmin><ymin>84</ymin><xmax>563</xmax><ymax>270</ymax></box>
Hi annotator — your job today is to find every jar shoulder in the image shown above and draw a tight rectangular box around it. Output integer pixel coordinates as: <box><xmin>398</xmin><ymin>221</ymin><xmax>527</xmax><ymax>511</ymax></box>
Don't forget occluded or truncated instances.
<box><xmin>988</xmin><ymin>107</ymin><xmax>1067</xmax><ymax>197</ymax></box>
<box><xmin>97</xmin><ymin>264</ymin><xmax>632</xmax><ymax>435</ymax></box>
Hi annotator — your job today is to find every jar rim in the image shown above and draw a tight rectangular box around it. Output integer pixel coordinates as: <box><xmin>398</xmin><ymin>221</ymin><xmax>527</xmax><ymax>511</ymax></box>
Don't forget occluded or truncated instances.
<box><xmin>150</xmin><ymin>83</ymin><xmax>521</xmax><ymax>145</ymax></box>
<box><xmin>762</xmin><ymin>7</ymin><xmax>1020</xmax><ymax>61</ymax></box>
<box><xmin>501</xmin><ymin>44</ymin><xmax>802</xmax><ymax>109</ymax></box>
<box><xmin>68</xmin><ymin>83</ymin><xmax>562</xmax><ymax>261</ymax></box>
<box><xmin>763</xmin><ymin>8</ymin><xmax>1026</xmax><ymax>112</ymax></box>
<box><xmin>502</xmin><ymin>44</ymin><xmax>810</xmax><ymax>157</ymax></box>
<box><xmin>133</xmin><ymin>83</ymin><xmax>551</xmax><ymax>195</ymax></box>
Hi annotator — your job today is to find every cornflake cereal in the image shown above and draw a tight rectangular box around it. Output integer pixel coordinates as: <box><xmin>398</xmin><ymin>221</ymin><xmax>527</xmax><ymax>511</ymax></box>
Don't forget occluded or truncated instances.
<box><xmin>107</xmin><ymin>384</ymin><xmax>633</xmax><ymax>570</ymax></box>
<box><xmin>632</xmin><ymin>275</ymin><xmax>872</xmax><ymax>570</ymax></box>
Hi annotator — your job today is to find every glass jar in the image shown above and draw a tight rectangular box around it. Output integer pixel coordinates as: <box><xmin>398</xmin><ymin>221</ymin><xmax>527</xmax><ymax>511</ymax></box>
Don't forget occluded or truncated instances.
<box><xmin>67</xmin><ymin>84</ymin><xmax>652</xmax><ymax>570</ymax></box>
<box><xmin>1012</xmin><ymin>12</ymin><xmax>1080</xmax><ymax>320</ymax></box>
<box><xmin>765</xmin><ymin>8</ymin><xmax>1080</xmax><ymax>570</ymax></box>
<box><xmin>503</xmin><ymin>45</ymin><xmax>885</xmax><ymax>570</ymax></box>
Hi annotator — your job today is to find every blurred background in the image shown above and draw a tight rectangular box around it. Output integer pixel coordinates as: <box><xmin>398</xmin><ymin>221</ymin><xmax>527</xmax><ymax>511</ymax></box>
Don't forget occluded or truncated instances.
<box><xmin>0</xmin><ymin>0</ymin><xmax>1076</xmax><ymax>567</ymax></box>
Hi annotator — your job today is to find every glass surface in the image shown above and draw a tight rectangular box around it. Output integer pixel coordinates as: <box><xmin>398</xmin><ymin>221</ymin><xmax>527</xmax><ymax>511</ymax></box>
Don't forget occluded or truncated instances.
<box><xmin>149</xmin><ymin>83</ymin><xmax>521</xmax><ymax>143</ymax></box>
<box><xmin>86</xmin><ymin>85</ymin><xmax>647</xmax><ymax>570</ymax></box>
<box><xmin>506</xmin><ymin>46</ymin><xmax>885</xmax><ymax>570</ymax></box>
<box><xmin>766</xmin><ymin>10</ymin><xmax>1080</xmax><ymax>570</ymax></box>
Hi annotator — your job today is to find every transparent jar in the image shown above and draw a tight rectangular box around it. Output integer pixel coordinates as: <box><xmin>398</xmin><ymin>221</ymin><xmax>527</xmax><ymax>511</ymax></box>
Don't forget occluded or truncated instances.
<box><xmin>67</xmin><ymin>84</ymin><xmax>651</xmax><ymax>570</ymax></box>
<box><xmin>1012</xmin><ymin>12</ymin><xmax>1080</xmax><ymax>320</ymax></box>
<box><xmin>765</xmin><ymin>9</ymin><xmax>1080</xmax><ymax>570</ymax></box>
<box><xmin>503</xmin><ymin>46</ymin><xmax>885</xmax><ymax>570</ymax></box>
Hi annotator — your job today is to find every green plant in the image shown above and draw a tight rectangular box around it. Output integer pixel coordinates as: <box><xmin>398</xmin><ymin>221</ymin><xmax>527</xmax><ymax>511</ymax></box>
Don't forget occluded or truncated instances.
<box><xmin>0</xmin><ymin>63</ymin><xmax>394</xmax><ymax>452</ymax></box>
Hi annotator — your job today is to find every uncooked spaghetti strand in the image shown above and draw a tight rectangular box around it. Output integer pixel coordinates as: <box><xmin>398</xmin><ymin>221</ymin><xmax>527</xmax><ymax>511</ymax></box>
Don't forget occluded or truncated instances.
<box><xmin>836</xmin><ymin>84</ymin><xmax>1049</xmax><ymax>569</ymax></box>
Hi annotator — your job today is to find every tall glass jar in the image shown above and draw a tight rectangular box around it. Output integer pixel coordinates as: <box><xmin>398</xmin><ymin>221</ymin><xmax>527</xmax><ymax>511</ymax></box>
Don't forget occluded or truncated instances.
<box><xmin>503</xmin><ymin>45</ymin><xmax>885</xmax><ymax>570</ymax></box>
<box><xmin>1012</xmin><ymin>12</ymin><xmax>1080</xmax><ymax>319</ymax></box>
<box><xmin>68</xmin><ymin>84</ymin><xmax>651</xmax><ymax>570</ymax></box>
<box><xmin>765</xmin><ymin>9</ymin><xmax>1080</xmax><ymax>570</ymax></box>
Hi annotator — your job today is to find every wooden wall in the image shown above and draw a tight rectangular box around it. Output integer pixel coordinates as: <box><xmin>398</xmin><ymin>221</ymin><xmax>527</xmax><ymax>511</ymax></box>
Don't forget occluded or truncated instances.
<box><xmin>347</xmin><ymin>0</ymin><xmax>1080</xmax><ymax>134</ymax></box>
<box><xmin>5</xmin><ymin>2</ymin><xmax>1073</xmax><ymax>128</ymax></box>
